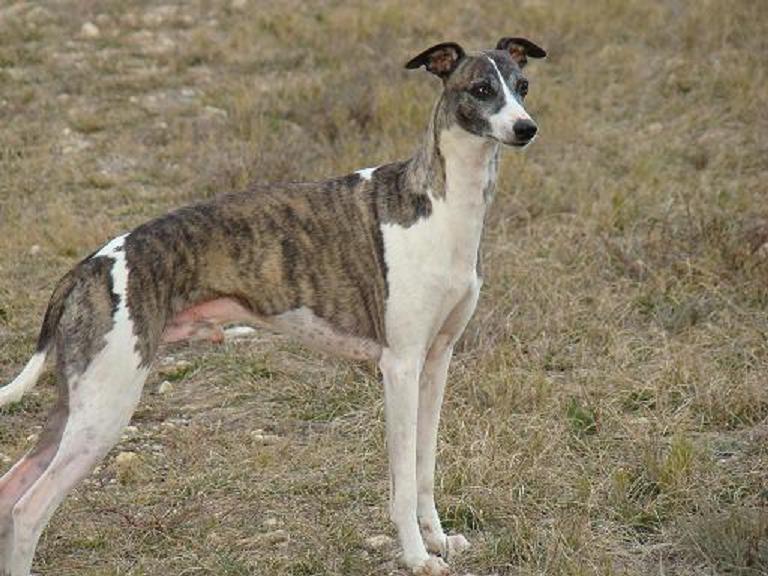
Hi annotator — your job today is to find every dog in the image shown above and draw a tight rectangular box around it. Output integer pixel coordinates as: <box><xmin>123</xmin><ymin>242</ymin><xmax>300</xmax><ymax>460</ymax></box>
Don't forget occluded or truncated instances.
<box><xmin>0</xmin><ymin>37</ymin><xmax>546</xmax><ymax>576</ymax></box>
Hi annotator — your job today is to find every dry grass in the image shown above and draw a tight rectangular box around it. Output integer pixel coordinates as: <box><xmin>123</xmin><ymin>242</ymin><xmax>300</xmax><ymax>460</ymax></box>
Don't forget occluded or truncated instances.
<box><xmin>1</xmin><ymin>0</ymin><xmax>767</xmax><ymax>574</ymax></box>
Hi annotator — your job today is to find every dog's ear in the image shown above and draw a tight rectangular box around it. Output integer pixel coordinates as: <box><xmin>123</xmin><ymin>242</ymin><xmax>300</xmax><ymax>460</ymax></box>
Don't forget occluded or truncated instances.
<box><xmin>496</xmin><ymin>37</ymin><xmax>547</xmax><ymax>68</ymax></box>
<box><xmin>405</xmin><ymin>42</ymin><xmax>465</xmax><ymax>79</ymax></box>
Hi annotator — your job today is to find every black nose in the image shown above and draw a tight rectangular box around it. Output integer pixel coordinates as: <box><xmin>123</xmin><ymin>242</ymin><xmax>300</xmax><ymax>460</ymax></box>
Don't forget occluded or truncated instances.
<box><xmin>513</xmin><ymin>119</ymin><xmax>538</xmax><ymax>141</ymax></box>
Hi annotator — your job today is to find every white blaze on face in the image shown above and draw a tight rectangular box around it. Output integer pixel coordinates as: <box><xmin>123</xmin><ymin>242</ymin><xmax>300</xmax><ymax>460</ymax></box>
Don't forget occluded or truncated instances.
<box><xmin>486</xmin><ymin>56</ymin><xmax>532</xmax><ymax>142</ymax></box>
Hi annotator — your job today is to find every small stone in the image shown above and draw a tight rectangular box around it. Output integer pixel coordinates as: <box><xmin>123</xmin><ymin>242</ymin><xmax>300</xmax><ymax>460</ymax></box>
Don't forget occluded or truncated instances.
<box><xmin>122</xmin><ymin>425</ymin><xmax>139</xmax><ymax>436</ymax></box>
<box><xmin>224</xmin><ymin>326</ymin><xmax>256</xmax><ymax>339</ymax></box>
<box><xmin>647</xmin><ymin>122</ymin><xmax>663</xmax><ymax>135</ymax></box>
<box><xmin>29</xmin><ymin>245</ymin><xmax>41</xmax><ymax>255</ymax></box>
<box><xmin>364</xmin><ymin>534</ymin><xmax>394</xmax><ymax>551</ymax></box>
<box><xmin>158</xmin><ymin>380</ymin><xmax>173</xmax><ymax>395</ymax></box>
<box><xmin>80</xmin><ymin>22</ymin><xmax>100</xmax><ymax>39</ymax></box>
<box><xmin>251</xmin><ymin>430</ymin><xmax>280</xmax><ymax>445</ymax></box>
<box><xmin>262</xmin><ymin>529</ymin><xmax>289</xmax><ymax>545</ymax></box>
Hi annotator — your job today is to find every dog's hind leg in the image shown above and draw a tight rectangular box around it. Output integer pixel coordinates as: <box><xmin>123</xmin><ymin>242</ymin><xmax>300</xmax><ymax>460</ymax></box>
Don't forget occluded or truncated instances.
<box><xmin>3</xmin><ymin>233</ymin><xmax>153</xmax><ymax>575</ymax></box>
<box><xmin>6</xmin><ymin>340</ymin><xmax>148</xmax><ymax>576</ymax></box>
<box><xmin>0</xmin><ymin>375</ymin><xmax>68</xmax><ymax>573</ymax></box>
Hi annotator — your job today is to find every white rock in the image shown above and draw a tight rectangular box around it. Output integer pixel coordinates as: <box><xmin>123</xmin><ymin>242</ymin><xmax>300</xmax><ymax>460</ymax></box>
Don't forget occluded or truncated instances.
<box><xmin>262</xmin><ymin>529</ymin><xmax>289</xmax><ymax>545</ymax></box>
<box><xmin>158</xmin><ymin>380</ymin><xmax>173</xmax><ymax>395</ymax></box>
<box><xmin>29</xmin><ymin>245</ymin><xmax>41</xmax><ymax>255</ymax></box>
<box><xmin>80</xmin><ymin>22</ymin><xmax>101</xmax><ymax>39</ymax></box>
<box><xmin>224</xmin><ymin>326</ymin><xmax>256</xmax><ymax>339</ymax></box>
<box><xmin>60</xmin><ymin>127</ymin><xmax>91</xmax><ymax>155</ymax></box>
<box><xmin>364</xmin><ymin>534</ymin><xmax>394</xmax><ymax>551</ymax></box>
<box><xmin>647</xmin><ymin>122</ymin><xmax>663</xmax><ymax>135</ymax></box>
<box><xmin>252</xmin><ymin>432</ymin><xmax>280</xmax><ymax>445</ymax></box>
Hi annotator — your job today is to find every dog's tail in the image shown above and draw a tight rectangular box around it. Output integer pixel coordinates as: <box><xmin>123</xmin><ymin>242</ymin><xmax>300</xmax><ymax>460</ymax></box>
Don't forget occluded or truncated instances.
<box><xmin>0</xmin><ymin>267</ymin><xmax>78</xmax><ymax>408</ymax></box>
<box><xmin>0</xmin><ymin>351</ymin><xmax>48</xmax><ymax>407</ymax></box>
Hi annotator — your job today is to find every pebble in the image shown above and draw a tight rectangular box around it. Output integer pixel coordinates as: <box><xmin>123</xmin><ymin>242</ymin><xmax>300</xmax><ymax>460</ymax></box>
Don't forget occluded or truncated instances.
<box><xmin>80</xmin><ymin>22</ymin><xmax>100</xmax><ymax>39</ymax></box>
<box><xmin>60</xmin><ymin>127</ymin><xmax>91</xmax><ymax>155</ymax></box>
<box><xmin>364</xmin><ymin>534</ymin><xmax>394</xmax><ymax>551</ymax></box>
<box><xmin>224</xmin><ymin>326</ymin><xmax>256</xmax><ymax>339</ymax></box>
<box><xmin>121</xmin><ymin>425</ymin><xmax>139</xmax><ymax>437</ymax></box>
<box><xmin>262</xmin><ymin>529</ymin><xmax>289</xmax><ymax>545</ymax></box>
<box><xmin>158</xmin><ymin>380</ymin><xmax>173</xmax><ymax>395</ymax></box>
<box><xmin>251</xmin><ymin>429</ymin><xmax>280</xmax><ymax>445</ymax></box>
<box><xmin>647</xmin><ymin>122</ymin><xmax>663</xmax><ymax>135</ymax></box>
<box><xmin>29</xmin><ymin>245</ymin><xmax>41</xmax><ymax>255</ymax></box>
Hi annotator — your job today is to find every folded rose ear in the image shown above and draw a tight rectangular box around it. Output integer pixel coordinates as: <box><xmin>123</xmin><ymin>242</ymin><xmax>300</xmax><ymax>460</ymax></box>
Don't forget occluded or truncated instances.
<box><xmin>405</xmin><ymin>42</ymin><xmax>466</xmax><ymax>79</ymax></box>
<box><xmin>496</xmin><ymin>37</ymin><xmax>547</xmax><ymax>68</ymax></box>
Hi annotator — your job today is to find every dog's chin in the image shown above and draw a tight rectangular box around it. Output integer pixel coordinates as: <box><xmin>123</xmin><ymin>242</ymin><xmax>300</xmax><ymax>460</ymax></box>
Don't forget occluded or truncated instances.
<box><xmin>506</xmin><ymin>138</ymin><xmax>534</xmax><ymax>148</ymax></box>
<box><xmin>486</xmin><ymin>134</ymin><xmax>534</xmax><ymax>148</ymax></box>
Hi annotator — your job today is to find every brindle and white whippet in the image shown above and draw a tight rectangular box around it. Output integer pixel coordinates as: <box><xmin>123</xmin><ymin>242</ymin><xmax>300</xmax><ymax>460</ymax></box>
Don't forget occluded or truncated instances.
<box><xmin>0</xmin><ymin>37</ymin><xmax>546</xmax><ymax>575</ymax></box>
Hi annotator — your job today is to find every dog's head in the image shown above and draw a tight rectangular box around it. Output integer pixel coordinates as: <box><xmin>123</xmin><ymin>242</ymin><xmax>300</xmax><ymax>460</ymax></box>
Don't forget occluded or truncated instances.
<box><xmin>406</xmin><ymin>38</ymin><xmax>546</xmax><ymax>147</ymax></box>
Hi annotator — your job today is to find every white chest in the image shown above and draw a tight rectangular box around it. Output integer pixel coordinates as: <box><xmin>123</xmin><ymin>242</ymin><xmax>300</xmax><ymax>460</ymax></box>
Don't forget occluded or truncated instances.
<box><xmin>381</xmin><ymin>126</ymin><xmax>496</xmax><ymax>350</ymax></box>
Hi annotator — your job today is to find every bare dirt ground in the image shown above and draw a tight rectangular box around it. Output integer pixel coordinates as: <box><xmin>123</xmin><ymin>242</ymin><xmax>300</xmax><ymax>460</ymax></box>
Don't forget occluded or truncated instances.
<box><xmin>1</xmin><ymin>1</ymin><xmax>767</xmax><ymax>574</ymax></box>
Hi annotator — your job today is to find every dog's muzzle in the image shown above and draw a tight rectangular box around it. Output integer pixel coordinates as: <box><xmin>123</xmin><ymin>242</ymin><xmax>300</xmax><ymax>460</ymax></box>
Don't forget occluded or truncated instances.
<box><xmin>510</xmin><ymin>119</ymin><xmax>538</xmax><ymax>147</ymax></box>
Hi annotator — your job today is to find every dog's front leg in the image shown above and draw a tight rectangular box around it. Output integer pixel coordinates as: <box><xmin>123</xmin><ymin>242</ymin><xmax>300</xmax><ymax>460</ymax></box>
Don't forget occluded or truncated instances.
<box><xmin>416</xmin><ymin>338</ymin><xmax>469</xmax><ymax>560</ymax></box>
<box><xmin>416</xmin><ymin>283</ymin><xmax>480</xmax><ymax>561</ymax></box>
<box><xmin>380</xmin><ymin>349</ymin><xmax>448</xmax><ymax>576</ymax></box>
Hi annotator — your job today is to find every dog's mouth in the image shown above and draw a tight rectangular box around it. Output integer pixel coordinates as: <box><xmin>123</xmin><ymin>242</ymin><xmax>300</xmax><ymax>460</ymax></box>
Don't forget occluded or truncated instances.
<box><xmin>488</xmin><ymin>134</ymin><xmax>536</xmax><ymax>148</ymax></box>
<box><xmin>507</xmin><ymin>136</ymin><xmax>535</xmax><ymax>148</ymax></box>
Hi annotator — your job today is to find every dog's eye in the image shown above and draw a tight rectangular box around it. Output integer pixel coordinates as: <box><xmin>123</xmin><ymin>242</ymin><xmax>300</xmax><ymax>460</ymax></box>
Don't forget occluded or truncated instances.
<box><xmin>517</xmin><ymin>79</ymin><xmax>529</xmax><ymax>98</ymax></box>
<box><xmin>469</xmin><ymin>84</ymin><xmax>495</xmax><ymax>100</ymax></box>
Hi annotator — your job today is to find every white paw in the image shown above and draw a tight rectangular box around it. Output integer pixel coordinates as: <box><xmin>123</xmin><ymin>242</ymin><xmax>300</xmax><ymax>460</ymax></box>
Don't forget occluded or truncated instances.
<box><xmin>412</xmin><ymin>555</ymin><xmax>450</xmax><ymax>576</ymax></box>
<box><xmin>425</xmin><ymin>532</ymin><xmax>471</xmax><ymax>560</ymax></box>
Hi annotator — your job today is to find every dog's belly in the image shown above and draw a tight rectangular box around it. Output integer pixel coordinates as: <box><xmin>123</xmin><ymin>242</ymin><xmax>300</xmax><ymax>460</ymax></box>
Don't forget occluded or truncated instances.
<box><xmin>162</xmin><ymin>298</ymin><xmax>381</xmax><ymax>361</ymax></box>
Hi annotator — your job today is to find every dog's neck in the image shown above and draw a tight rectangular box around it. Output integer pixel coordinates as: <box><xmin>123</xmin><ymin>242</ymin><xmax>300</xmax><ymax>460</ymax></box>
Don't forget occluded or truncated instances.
<box><xmin>404</xmin><ymin>96</ymin><xmax>500</xmax><ymax>210</ymax></box>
